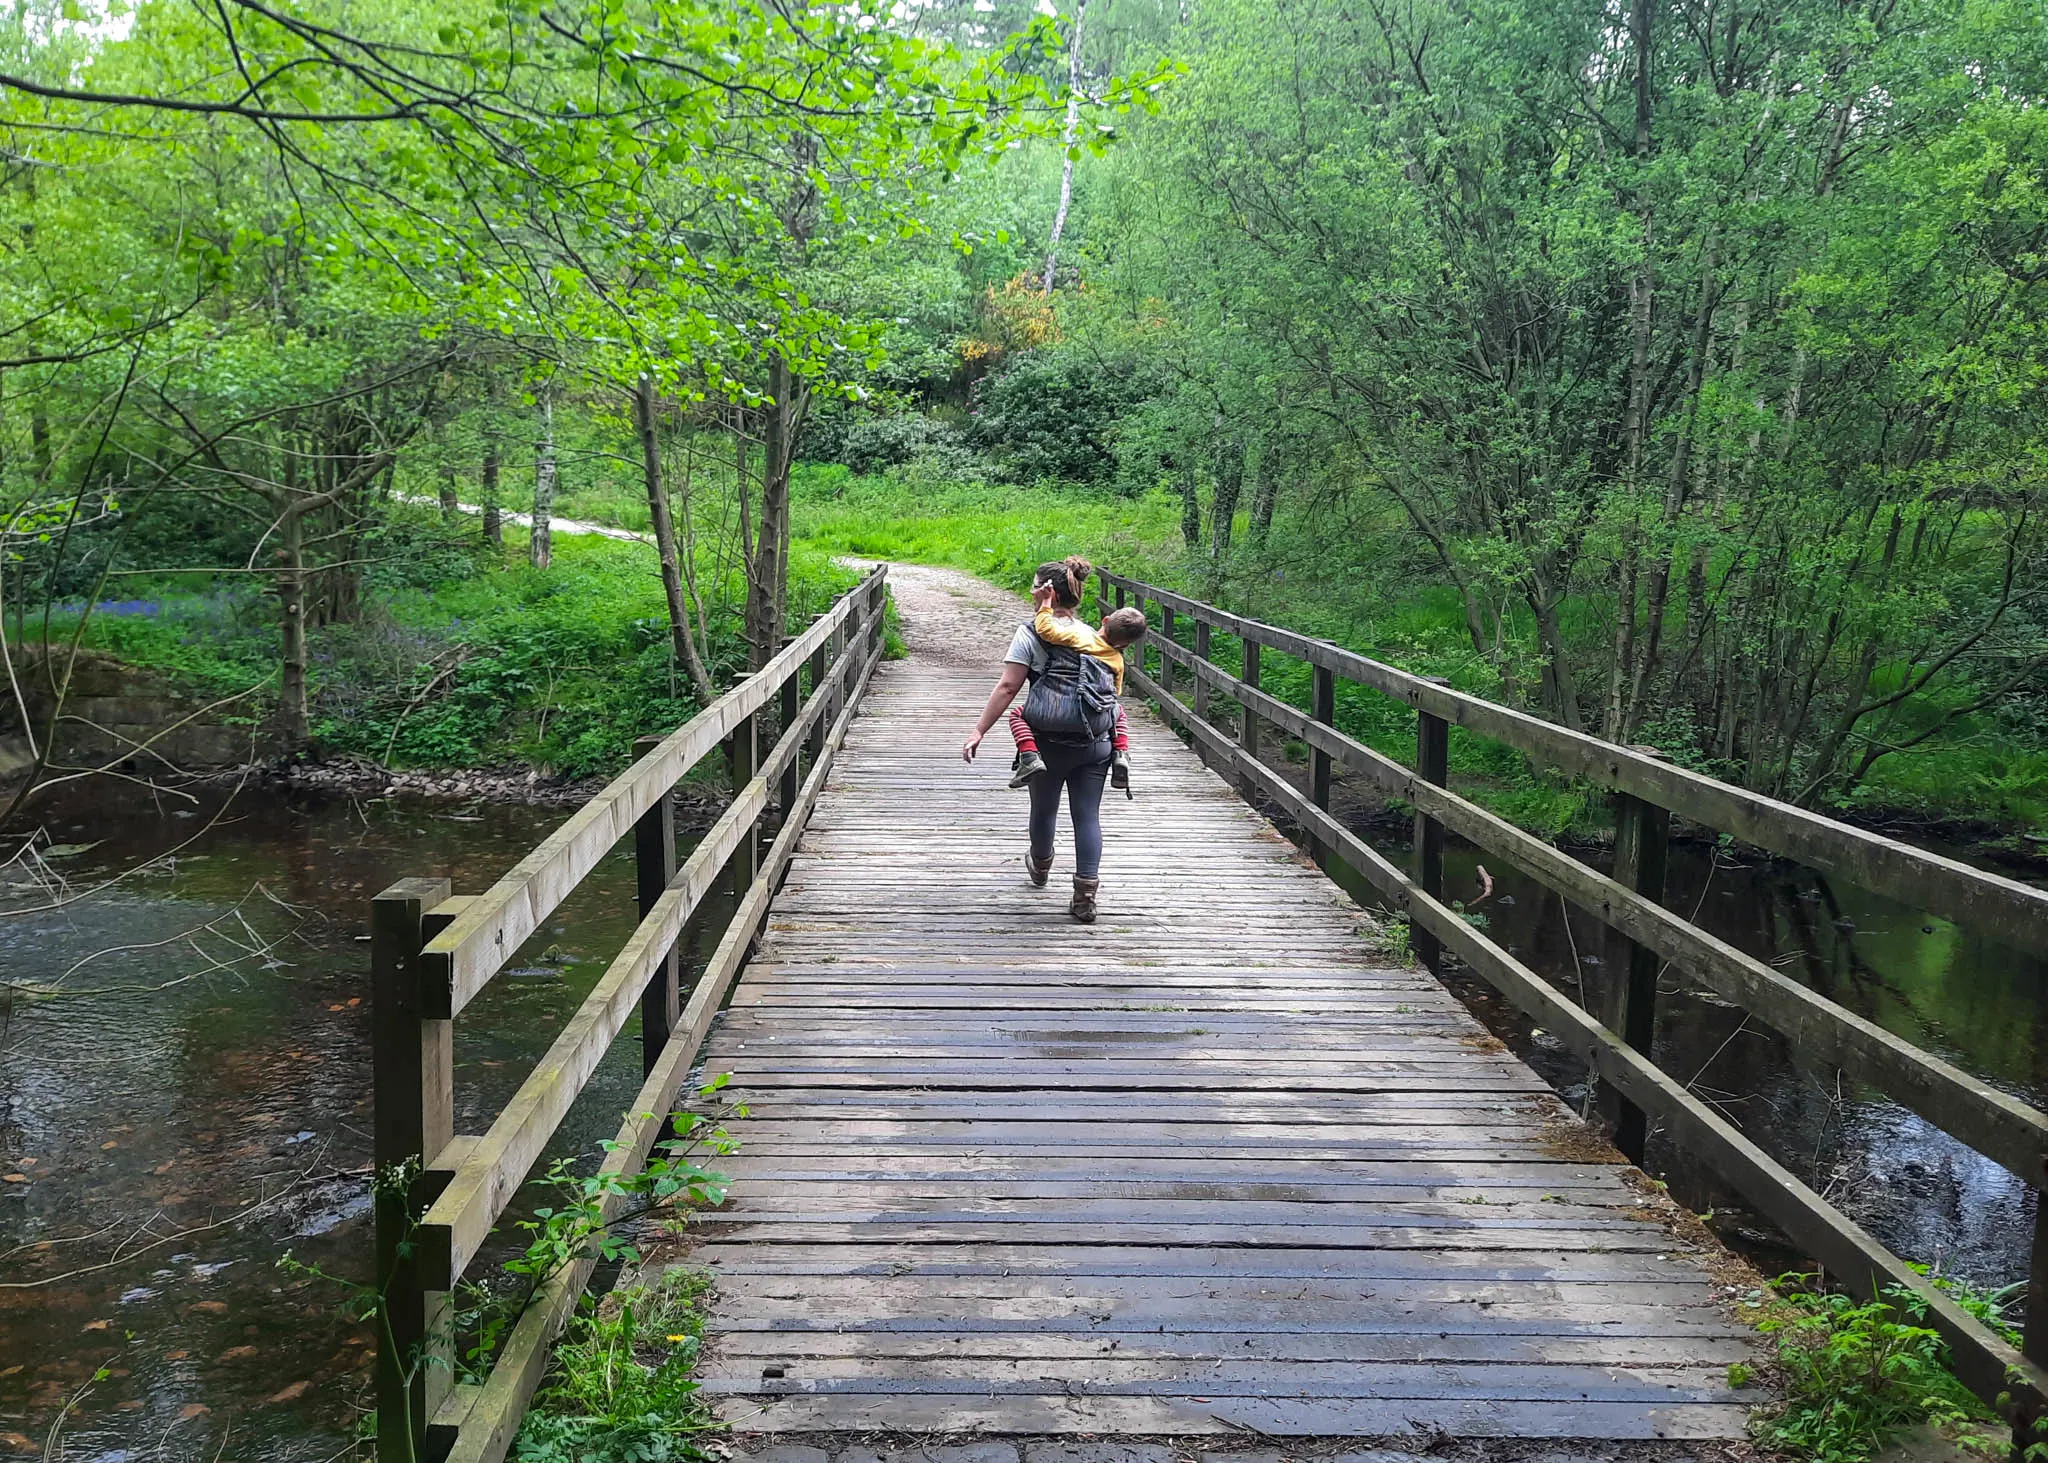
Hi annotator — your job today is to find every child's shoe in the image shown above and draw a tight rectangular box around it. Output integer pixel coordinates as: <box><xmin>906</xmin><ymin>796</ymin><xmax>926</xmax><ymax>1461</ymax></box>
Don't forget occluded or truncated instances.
<box><xmin>1009</xmin><ymin>750</ymin><xmax>1046</xmax><ymax>788</ymax></box>
<box><xmin>1111</xmin><ymin>749</ymin><xmax>1132</xmax><ymax>798</ymax></box>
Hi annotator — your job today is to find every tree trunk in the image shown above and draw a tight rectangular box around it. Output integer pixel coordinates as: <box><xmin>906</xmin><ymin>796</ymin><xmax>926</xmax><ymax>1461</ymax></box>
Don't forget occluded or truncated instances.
<box><xmin>1178</xmin><ymin>465</ymin><xmax>1202</xmax><ymax>549</ymax></box>
<box><xmin>1250</xmin><ymin>438</ymin><xmax>1279</xmax><ymax>546</ymax></box>
<box><xmin>277</xmin><ymin>502</ymin><xmax>309</xmax><ymax>751</ymax></box>
<box><xmin>635</xmin><ymin>378</ymin><xmax>715</xmax><ymax>702</ymax></box>
<box><xmin>747</xmin><ymin>357</ymin><xmax>808</xmax><ymax>669</ymax></box>
<box><xmin>481</xmin><ymin>442</ymin><xmax>502</xmax><ymax>547</ymax></box>
<box><xmin>531</xmin><ymin>393</ymin><xmax>556</xmax><ymax>570</ymax></box>
<box><xmin>481</xmin><ymin>374</ymin><xmax>503</xmax><ymax>546</ymax></box>
<box><xmin>1210</xmin><ymin>431</ymin><xmax>1243</xmax><ymax>568</ymax></box>
<box><xmin>1606</xmin><ymin>0</ymin><xmax>1655</xmax><ymax>738</ymax></box>
<box><xmin>1042</xmin><ymin>0</ymin><xmax>1089</xmax><ymax>295</ymax></box>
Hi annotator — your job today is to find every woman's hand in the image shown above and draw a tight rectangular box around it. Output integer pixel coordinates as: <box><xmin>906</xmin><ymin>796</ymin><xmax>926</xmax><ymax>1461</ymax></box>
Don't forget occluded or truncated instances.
<box><xmin>962</xmin><ymin>727</ymin><xmax>984</xmax><ymax>763</ymax></box>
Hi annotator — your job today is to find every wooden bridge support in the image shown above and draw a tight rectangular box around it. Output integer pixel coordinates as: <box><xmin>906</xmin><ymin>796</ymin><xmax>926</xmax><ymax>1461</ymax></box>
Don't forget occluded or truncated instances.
<box><xmin>372</xmin><ymin>876</ymin><xmax>456</xmax><ymax>1463</ymax></box>
<box><xmin>1601</xmin><ymin>763</ymin><xmax>1671</xmax><ymax>1167</ymax></box>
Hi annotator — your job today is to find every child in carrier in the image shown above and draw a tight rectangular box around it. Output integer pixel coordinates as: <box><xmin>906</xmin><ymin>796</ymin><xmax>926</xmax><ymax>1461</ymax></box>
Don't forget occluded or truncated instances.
<box><xmin>1010</xmin><ymin>582</ymin><xmax>1150</xmax><ymax>797</ymax></box>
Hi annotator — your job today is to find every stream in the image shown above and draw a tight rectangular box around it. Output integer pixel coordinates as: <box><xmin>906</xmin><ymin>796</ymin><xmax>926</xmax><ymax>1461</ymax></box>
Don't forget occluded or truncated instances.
<box><xmin>3</xmin><ymin>779</ymin><xmax>2045</xmax><ymax>1459</ymax></box>
<box><xmin>0</xmin><ymin>785</ymin><xmax>726</xmax><ymax>1461</ymax></box>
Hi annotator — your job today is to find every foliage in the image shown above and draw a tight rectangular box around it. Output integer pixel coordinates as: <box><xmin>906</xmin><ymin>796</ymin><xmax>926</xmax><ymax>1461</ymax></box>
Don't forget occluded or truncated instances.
<box><xmin>511</xmin><ymin>1271</ymin><xmax>717</xmax><ymax>1463</ymax></box>
<box><xmin>967</xmin><ymin>349</ymin><xmax>1161</xmax><ymax>487</ymax></box>
<box><xmin>1754</xmin><ymin>1272</ymin><xmax>2015</xmax><ymax>1463</ymax></box>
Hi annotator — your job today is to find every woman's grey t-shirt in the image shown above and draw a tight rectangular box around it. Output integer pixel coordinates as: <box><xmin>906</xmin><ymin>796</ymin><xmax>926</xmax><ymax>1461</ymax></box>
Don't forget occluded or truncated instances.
<box><xmin>1005</xmin><ymin>623</ymin><xmax>1051</xmax><ymax>678</ymax></box>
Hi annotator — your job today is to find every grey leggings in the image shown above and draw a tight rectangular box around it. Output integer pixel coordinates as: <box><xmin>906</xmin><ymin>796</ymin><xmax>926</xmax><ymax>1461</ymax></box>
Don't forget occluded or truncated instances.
<box><xmin>1028</xmin><ymin>737</ymin><xmax>1112</xmax><ymax>879</ymax></box>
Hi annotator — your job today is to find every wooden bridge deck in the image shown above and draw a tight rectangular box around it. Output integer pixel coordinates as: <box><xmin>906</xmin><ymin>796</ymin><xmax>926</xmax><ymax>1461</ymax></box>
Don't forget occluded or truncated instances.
<box><xmin>687</xmin><ymin>569</ymin><xmax>1755</xmax><ymax>1441</ymax></box>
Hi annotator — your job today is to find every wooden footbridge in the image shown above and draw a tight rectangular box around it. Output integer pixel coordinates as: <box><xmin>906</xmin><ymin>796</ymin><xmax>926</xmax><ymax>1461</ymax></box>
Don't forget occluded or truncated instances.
<box><xmin>370</xmin><ymin>564</ymin><xmax>2048</xmax><ymax>1462</ymax></box>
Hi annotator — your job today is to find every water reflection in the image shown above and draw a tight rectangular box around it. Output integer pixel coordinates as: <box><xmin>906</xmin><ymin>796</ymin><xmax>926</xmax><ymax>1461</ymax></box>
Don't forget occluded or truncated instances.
<box><xmin>0</xmin><ymin>785</ymin><xmax>726</xmax><ymax>1461</ymax></box>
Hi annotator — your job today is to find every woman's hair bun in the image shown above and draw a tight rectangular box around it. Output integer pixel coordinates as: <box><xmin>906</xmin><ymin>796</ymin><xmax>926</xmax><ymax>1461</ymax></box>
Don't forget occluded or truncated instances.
<box><xmin>1063</xmin><ymin>555</ymin><xmax>1093</xmax><ymax>592</ymax></box>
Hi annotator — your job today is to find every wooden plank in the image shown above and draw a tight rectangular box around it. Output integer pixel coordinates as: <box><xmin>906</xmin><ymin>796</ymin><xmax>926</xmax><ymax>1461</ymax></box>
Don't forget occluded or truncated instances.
<box><xmin>1130</xmin><ymin>659</ymin><xmax>2048</xmax><ymax>1426</ymax></box>
<box><xmin>715</xmin><ymin>1393</ymin><xmax>1753</xmax><ymax>1439</ymax></box>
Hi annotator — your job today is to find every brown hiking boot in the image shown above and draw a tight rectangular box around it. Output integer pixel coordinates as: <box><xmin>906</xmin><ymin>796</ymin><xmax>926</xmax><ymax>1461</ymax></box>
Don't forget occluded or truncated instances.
<box><xmin>1027</xmin><ymin>851</ymin><xmax>1054</xmax><ymax>887</ymax></box>
<box><xmin>1070</xmin><ymin>876</ymin><xmax>1099</xmax><ymax>923</ymax></box>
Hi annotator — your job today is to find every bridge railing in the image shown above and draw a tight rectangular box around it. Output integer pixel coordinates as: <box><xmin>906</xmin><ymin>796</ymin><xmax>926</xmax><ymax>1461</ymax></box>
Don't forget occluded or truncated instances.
<box><xmin>370</xmin><ymin>565</ymin><xmax>889</xmax><ymax>1463</ymax></box>
<box><xmin>1099</xmin><ymin>568</ymin><xmax>2048</xmax><ymax>1432</ymax></box>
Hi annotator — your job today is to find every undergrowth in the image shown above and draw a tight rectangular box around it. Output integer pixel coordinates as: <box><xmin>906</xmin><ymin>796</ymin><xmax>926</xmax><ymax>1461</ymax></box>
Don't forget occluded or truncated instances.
<box><xmin>511</xmin><ymin>1269</ymin><xmax>718</xmax><ymax>1463</ymax></box>
<box><xmin>1753</xmin><ymin>1269</ymin><xmax>2021</xmax><ymax>1463</ymax></box>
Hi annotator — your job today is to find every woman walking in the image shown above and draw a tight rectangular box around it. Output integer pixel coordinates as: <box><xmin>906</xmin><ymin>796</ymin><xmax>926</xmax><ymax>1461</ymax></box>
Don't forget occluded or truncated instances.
<box><xmin>961</xmin><ymin>556</ymin><xmax>1114</xmax><ymax>923</ymax></box>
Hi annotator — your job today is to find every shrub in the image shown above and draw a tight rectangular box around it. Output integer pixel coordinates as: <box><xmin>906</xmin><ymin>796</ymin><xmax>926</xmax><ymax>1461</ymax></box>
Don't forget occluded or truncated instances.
<box><xmin>968</xmin><ymin>351</ymin><xmax>1160</xmax><ymax>487</ymax></box>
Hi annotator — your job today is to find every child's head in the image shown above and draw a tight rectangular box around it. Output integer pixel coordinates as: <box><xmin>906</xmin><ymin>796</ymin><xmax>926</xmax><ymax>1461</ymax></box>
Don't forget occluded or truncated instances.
<box><xmin>1102</xmin><ymin>606</ymin><xmax>1149</xmax><ymax>648</ymax></box>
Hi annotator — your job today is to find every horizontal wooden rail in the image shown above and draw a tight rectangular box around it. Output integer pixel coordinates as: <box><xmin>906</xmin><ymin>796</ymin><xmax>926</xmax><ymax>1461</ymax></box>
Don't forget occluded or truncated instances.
<box><xmin>1103</xmin><ymin>570</ymin><xmax>2048</xmax><ymax>954</ymax></box>
<box><xmin>374</xmin><ymin>568</ymin><xmax>889</xmax><ymax>1463</ymax></box>
<box><xmin>1149</xmin><ymin>632</ymin><xmax>2048</xmax><ymax>1188</ymax></box>
<box><xmin>420</xmin><ymin>566</ymin><xmax>887</xmax><ymax>1019</ymax></box>
<box><xmin>443</xmin><ymin>623</ymin><xmax>886</xmax><ymax>1463</ymax></box>
<box><xmin>417</xmin><ymin>619</ymin><xmax>876</xmax><ymax>1290</ymax></box>
<box><xmin>1125</xmin><ymin>655</ymin><xmax>2048</xmax><ymax>1428</ymax></box>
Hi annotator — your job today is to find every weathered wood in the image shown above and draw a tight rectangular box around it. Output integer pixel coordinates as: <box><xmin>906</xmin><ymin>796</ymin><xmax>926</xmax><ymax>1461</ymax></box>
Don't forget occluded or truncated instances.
<box><xmin>1163</xmin><ymin>602</ymin><xmax>1179</xmax><ymax>696</ymax></box>
<box><xmin>633</xmin><ymin>735</ymin><xmax>680</xmax><ymax>1080</ymax></box>
<box><xmin>1240</xmin><ymin>636</ymin><xmax>1262</xmax><ymax>791</ymax></box>
<box><xmin>372</xmin><ymin>876</ymin><xmax>453</xmax><ymax>1463</ymax></box>
<box><xmin>1151</xmin><ymin>631</ymin><xmax>2048</xmax><ymax>1189</ymax></box>
<box><xmin>1128</xmin><ymin>660</ymin><xmax>2048</xmax><ymax>1428</ymax></box>
<box><xmin>1192</xmin><ymin>617</ymin><xmax>1211</xmax><ymax>726</ymax></box>
<box><xmin>439</xmin><ymin>618</ymin><xmax>885</xmax><ymax>1463</ymax></box>
<box><xmin>672</xmin><ymin>599</ymin><xmax>1759</xmax><ymax>1445</ymax></box>
<box><xmin>1602</xmin><ymin>764</ymin><xmax>1670</xmax><ymax>1165</ymax></box>
<box><xmin>778</xmin><ymin>643</ymin><xmax>802</xmax><ymax>820</ymax></box>
<box><xmin>1103</xmin><ymin>568</ymin><xmax>2048</xmax><ymax>955</ymax></box>
<box><xmin>1414</xmin><ymin>693</ymin><xmax>1448</xmax><ymax>974</ymax></box>
<box><xmin>420</xmin><ymin>566</ymin><xmax>883</xmax><ymax>1018</ymax></box>
<box><xmin>417</xmin><ymin>622</ymin><xmax>877</xmax><ymax>1293</ymax></box>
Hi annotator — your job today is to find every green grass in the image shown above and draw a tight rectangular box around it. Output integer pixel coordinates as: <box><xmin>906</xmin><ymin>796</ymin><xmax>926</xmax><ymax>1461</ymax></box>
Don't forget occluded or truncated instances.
<box><xmin>41</xmin><ymin>506</ymin><xmax>858</xmax><ymax>778</ymax></box>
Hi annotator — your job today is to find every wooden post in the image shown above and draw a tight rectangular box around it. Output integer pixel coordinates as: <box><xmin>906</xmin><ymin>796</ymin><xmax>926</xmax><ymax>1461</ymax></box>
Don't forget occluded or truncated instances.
<box><xmin>1161</xmin><ymin>605</ymin><xmax>1177</xmax><ymax>700</ymax></box>
<box><xmin>1114</xmin><ymin>582</ymin><xmax>1126</xmax><ymax>612</ymax></box>
<box><xmin>1239</xmin><ymin>638</ymin><xmax>1263</xmax><ymax>801</ymax></box>
<box><xmin>1310</xmin><ymin>664</ymin><xmax>1335</xmax><ymax>810</ymax></box>
<box><xmin>805</xmin><ymin>618</ymin><xmax>828</xmax><ymax>770</ymax></box>
<box><xmin>2025</xmin><ymin>1201</ymin><xmax>2048</xmax><ymax>1424</ymax></box>
<box><xmin>1192</xmin><ymin>618</ymin><xmax>1212</xmax><ymax>726</ymax></box>
<box><xmin>1413</xmin><ymin>690</ymin><xmax>1450</xmax><ymax>974</ymax></box>
<box><xmin>632</xmin><ymin>737</ymin><xmax>680</xmax><ymax>1078</ymax></box>
<box><xmin>778</xmin><ymin>642</ymin><xmax>801</xmax><ymax>819</ymax></box>
<box><xmin>1600</xmin><ymin>752</ymin><xmax>1672</xmax><ymax>1167</ymax></box>
<box><xmin>725</xmin><ymin>682</ymin><xmax>760</xmax><ymax>896</ymax></box>
<box><xmin>827</xmin><ymin>617</ymin><xmax>847</xmax><ymax>725</ymax></box>
<box><xmin>373</xmin><ymin>876</ymin><xmax>453</xmax><ymax>1463</ymax></box>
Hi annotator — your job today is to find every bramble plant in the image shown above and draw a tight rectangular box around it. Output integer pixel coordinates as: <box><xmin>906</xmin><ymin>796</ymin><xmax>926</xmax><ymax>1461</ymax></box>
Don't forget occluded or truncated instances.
<box><xmin>1753</xmin><ymin>1271</ymin><xmax>2018</xmax><ymax>1463</ymax></box>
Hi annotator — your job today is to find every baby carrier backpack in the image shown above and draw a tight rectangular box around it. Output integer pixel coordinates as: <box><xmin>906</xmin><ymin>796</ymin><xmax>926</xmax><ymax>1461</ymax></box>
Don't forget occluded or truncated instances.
<box><xmin>1023</xmin><ymin>636</ymin><xmax>1118</xmax><ymax>746</ymax></box>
